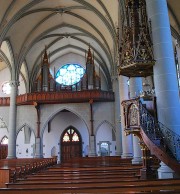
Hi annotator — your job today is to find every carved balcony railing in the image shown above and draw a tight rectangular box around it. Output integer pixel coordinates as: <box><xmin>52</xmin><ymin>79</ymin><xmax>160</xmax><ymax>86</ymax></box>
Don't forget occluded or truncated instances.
<box><xmin>0</xmin><ymin>97</ymin><xmax>10</xmax><ymax>106</ymax></box>
<box><xmin>0</xmin><ymin>90</ymin><xmax>114</xmax><ymax>106</ymax></box>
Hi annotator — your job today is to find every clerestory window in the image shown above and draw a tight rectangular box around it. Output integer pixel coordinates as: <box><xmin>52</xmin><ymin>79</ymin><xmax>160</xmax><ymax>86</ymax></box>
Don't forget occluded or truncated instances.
<box><xmin>2</xmin><ymin>82</ymin><xmax>11</xmax><ymax>94</ymax></box>
<box><xmin>175</xmin><ymin>46</ymin><xmax>180</xmax><ymax>93</ymax></box>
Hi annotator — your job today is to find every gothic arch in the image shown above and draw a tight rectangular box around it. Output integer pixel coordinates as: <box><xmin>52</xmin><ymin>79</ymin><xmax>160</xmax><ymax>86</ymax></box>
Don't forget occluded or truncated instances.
<box><xmin>60</xmin><ymin>125</ymin><xmax>82</xmax><ymax>142</ymax></box>
<box><xmin>0</xmin><ymin>135</ymin><xmax>8</xmax><ymax>144</ymax></box>
<box><xmin>60</xmin><ymin>125</ymin><xmax>82</xmax><ymax>162</ymax></box>
<box><xmin>0</xmin><ymin>39</ymin><xmax>15</xmax><ymax>79</ymax></box>
<box><xmin>95</xmin><ymin>120</ymin><xmax>115</xmax><ymax>136</ymax></box>
<box><xmin>40</xmin><ymin>107</ymin><xmax>90</xmax><ymax>138</ymax></box>
<box><xmin>0</xmin><ymin>116</ymin><xmax>8</xmax><ymax>132</ymax></box>
<box><xmin>16</xmin><ymin>123</ymin><xmax>35</xmax><ymax>138</ymax></box>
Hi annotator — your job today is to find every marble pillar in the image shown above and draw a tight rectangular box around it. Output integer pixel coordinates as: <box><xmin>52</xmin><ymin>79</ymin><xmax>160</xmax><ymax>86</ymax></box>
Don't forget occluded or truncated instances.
<box><xmin>129</xmin><ymin>77</ymin><xmax>143</xmax><ymax>164</ymax></box>
<box><xmin>7</xmin><ymin>81</ymin><xmax>19</xmax><ymax>159</ymax></box>
<box><xmin>146</xmin><ymin>0</ymin><xmax>180</xmax><ymax>178</ymax></box>
<box><xmin>112</xmin><ymin>76</ymin><xmax>122</xmax><ymax>156</ymax></box>
<box><xmin>119</xmin><ymin>76</ymin><xmax>133</xmax><ymax>158</ymax></box>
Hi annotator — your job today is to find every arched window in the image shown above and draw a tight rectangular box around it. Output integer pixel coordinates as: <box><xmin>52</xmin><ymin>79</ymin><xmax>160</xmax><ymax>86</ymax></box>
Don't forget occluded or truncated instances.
<box><xmin>1</xmin><ymin>136</ymin><xmax>8</xmax><ymax>145</ymax></box>
<box><xmin>61</xmin><ymin>127</ymin><xmax>82</xmax><ymax>162</ymax></box>
<box><xmin>56</xmin><ymin>64</ymin><xmax>85</xmax><ymax>86</ymax></box>
<box><xmin>2</xmin><ymin>82</ymin><xmax>11</xmax><ymax>94</ymax></box>
<box><xmin>175</xmin><ymin>46</ymin><xmax>180</xmax><ymax>93</ymax></box>
<box><xmin>62</xmin><ymin>128</ymin><xmax>80</xmax><ymax>142</ymax></box>
<box><xmin>99</xmin><ymin>142</ymin><xmax>110</xmax><ymax>156</ymax></box>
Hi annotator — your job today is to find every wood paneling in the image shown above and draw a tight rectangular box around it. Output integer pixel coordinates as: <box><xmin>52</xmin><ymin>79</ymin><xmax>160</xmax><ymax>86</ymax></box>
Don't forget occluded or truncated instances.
<box><xmin>0</xmin><ymin>145</ymin><xmax>7</xmax><ymax>159</ymax></box>
<box><xmin>0</xmin><ymin>90</ymin><xmax>114</xmax><ymax>106</ymax></box>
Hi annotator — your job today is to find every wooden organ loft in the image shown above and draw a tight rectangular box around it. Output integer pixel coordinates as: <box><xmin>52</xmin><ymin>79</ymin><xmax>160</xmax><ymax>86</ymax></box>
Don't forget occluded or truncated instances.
<box><xmin>0</xmin><ymin>46</ymin><xmax>114</xmax><ymax>106</ymax></box>
<box><xmin>119</xmin><ymin>0</ymin><xmax>180</xmax><ymax>178</ymax></box>
<box><xmin>33</xmin><ymin>46</ymin><xmax>101</xmax><ymax>93</ymax></box>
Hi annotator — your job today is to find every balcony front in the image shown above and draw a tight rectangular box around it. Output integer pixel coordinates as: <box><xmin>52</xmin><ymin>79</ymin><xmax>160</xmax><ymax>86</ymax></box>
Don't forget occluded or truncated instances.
<box><xmin>0</xmin><ymin>90</ymin><xmax>114</xmax><ymax>106</ymax></box>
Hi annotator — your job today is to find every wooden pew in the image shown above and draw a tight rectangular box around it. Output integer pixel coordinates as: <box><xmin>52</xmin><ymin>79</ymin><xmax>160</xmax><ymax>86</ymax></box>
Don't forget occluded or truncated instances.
<box><xmin>5</xmin><ymin>178</ymin><xmax>180</xmax><ymax>188</ymax></box>
<box><xmin>1</xmin><ymin>187</ymin><xmax>179</xmax><ymax>194</ymax></box>
<box><xmin>0</xmin><ymin>157</ymin><xmax>57</xmax><ymax>187</ymax></box>
<box><xmin>5</xmin><ymin>179</ymin><xmax>180</xmax><ymax>193</ymax></box>
<box><xmin>1</xmin><ymin>156</ymin><xmax>180</xmax><ymax>193</ymax></box>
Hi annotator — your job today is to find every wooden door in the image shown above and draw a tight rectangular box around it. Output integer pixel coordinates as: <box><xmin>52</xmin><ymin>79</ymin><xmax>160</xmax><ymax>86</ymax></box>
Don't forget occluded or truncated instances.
<box><xmin>61</xmin><ymin>127</ymin><xmax>82</xmax><ymax>162</ymax></box>
<box><xmin>0</xmin><ymin>145</ymin><xmax>8</xmax><ymax>159</ymax></box>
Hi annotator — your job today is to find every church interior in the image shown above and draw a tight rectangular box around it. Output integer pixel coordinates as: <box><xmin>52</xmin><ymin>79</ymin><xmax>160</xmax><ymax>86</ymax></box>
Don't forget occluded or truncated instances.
<box><xmin>0</xmin><ymin>0</ymin><xmax>180</xmax><ymax>193</ymax></box>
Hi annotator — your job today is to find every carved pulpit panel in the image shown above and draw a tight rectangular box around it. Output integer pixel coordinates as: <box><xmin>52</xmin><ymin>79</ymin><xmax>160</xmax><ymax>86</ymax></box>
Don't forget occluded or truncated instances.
<box><xmin>128</xmin><ymin>104</ymin><xmax>139</xmax><ymax>126</ymax></box>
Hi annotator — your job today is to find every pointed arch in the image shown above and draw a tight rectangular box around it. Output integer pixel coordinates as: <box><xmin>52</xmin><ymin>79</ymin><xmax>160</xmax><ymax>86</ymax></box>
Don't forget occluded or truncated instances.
<box><xmin>16</xmin><ymin>123</ymin><xmax>35</xmax><ymax>137</ymax></box>
<box><xmin>61</xmin><ymin>125</ymin><xmax>82</xmax><ymax>143</ymax></box>
<box><xmin>1</xmin><ymin>39</ymin><xmax>14</xmax><ymax>67</ymax></box>
<box><xmin>95</xmin><ymin>120</ymin><xmax>115</xmax><ymax>136</ymax></box>
<box><xmin>60</xmin><ymin>125</ymin><xmax>82</xmax><ymax>162</ymax></box>
<box><xmin>0</xmin><ymin>39</ymin><xmax>15</xmax><ymax>79</ymax></box>
<box><xmin>16</xmin><ymin>123</ymin><xmax>35</xmax><ymax>158</ymax></box>
<box><xmin>19</xmin><ymin>60</ymin><xmax>29</xmax><ymax>93</ymax></box>
<box><xmin>0</xmin><ymin>117</ymin><xmax>8</xmax><ymax>132</ymax></box>
<box><xmin>41</xmin><ymin>107</ymin><xmax>89</xmax><ymax>138</ymax></box>
<box><xmin>0</xmin><ymin>135</ymin><xmax>8</xmax><ymax>159</ymax></box>
<box><xmin>0</xmin><ymin>135</ymin><xmax>8</xmax><ymax>145</ymax></box>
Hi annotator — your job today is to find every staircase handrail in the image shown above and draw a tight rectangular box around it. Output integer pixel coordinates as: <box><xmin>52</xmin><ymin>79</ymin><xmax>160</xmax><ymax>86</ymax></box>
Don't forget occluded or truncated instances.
<box><xmin>139</xmin><ymin>100</ymin><xmax>180</xmax><ymax>162</ymax></box>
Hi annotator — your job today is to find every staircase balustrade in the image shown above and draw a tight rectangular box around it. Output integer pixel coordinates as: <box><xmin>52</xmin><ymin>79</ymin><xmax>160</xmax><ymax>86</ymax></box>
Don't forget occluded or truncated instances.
<box><xmin>139</xmin><ymin>100</ymin><xmax>180</xmax><ymax>162</ymax></box>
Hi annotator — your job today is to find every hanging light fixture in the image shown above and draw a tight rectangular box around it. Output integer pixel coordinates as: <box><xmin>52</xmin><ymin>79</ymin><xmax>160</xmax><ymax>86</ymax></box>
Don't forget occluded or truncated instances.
<box><xmin>139</xmin><ymin>78</ymin><xmax>155</xmax><ymax>100</ymax></box>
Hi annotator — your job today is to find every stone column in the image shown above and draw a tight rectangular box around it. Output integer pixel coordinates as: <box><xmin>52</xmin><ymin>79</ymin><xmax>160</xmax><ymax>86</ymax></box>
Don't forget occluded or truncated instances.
<box><xmin>119</xmin><ymin>76</ymin><xmax>133</xmax><ymax>158</ymax></box>
<box><xmin>112</xmin><ymin>76</ymin><xmax>122</xmax><ymax>156</ymax></box>
<box><xmin>146</xmin><ymin>0</ymin><xmax>180</xmax><ymax>178</ymax></box>
<box><xmin>88</xmin><ymin>136</ymin><xmax>96</xmax><ymax>157</ymax></box>
<box><xmin>129</xmin><ymin>77</ymin><xmax>142</xmax><ymax>98</ymax></box>
<box><xmin>158</xmin><ymin>162</ymin><xmax>180</xmax><ymax>179</ymax></box>
<box><xmin>129</xmin><ymin>77</ymin><xmax>143</xmax><ymax>164</ymax></box>
<box><xmin>7</xmin><ymin>81</ymin><xmax>19</xmax><ymax>159</ymax></box>
<box><xmin>88</xmin><ymin>100</ymin><xmax>96</xmax><ymax>157</ymax></box>
<box><xmin>146</xmin><ymin>0</ymin><xmax>180</xmax><ymax>134</ymax></box>
<box><xmin>34</xmin><ymin>137</ymin><xmax>42</xmax><ymax>158</ymax></box>
<box><xmin>33</xmin><ymin>102</ymin><xmax>42</xmax><ymax>158</ymax></box>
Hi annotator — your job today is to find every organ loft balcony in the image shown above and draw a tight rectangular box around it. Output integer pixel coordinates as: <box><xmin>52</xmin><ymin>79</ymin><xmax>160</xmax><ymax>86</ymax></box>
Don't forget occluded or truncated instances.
<box><xmin>0</xmin><ymin>46</ymin><xmax>115</xmax><ymax>106</ymax></box>
<box><xmin>0</xmin><ymin>90</ymin><xmax>114</xmax><ymax>106</ymax></box>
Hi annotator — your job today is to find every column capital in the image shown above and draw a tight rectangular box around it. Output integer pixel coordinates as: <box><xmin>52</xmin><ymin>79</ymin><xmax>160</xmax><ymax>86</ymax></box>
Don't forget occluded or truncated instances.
<box><xmin>111</xmin><ymin>75</ymin><xmax>118</xmax><ymax>82</ymax></box>
<box><xmin>9</xmin><ymin>80</ymin><xmax>19</xmax><ymax>87</ymax></box>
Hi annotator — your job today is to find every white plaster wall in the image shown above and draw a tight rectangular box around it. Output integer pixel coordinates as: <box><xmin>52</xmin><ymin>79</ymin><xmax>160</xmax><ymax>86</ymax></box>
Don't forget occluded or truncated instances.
<box><xmin>40</xmin><ymin>102</ymin><xmax>115</xmax><ymax>138</ymax></box>
<box><xmin>0</xmin><ymin>105</ymin><xmax>37</xmax><ymax>143</ymax></box>
<box><xmin>0</xmin><ymin>106</ymin><xmax>9</xmax><ymax>130</ymax></box>
<box><xmin>16</xmin><ymin>128</ymin><xmax>35</xmax><ymax>158</ymax></box>
<box><xmin>93</xmin><ymin>102</ymin><xmax>115</xmax><ymax>134</ymax></box>
<box><xmin>0</xmin><ymin>67</ymin><xmax>26</xmax><ymax>96</ymax></box>
<box><xmin>0</xmin><ymin>67</ymin><xmax>11</xmax><ymax>97</ymax></box>
<box><xmin>0</xmin><ymin>106</ymin><xmax>9</xmax><ymax>148</ymax></box>
<box><xmin>41</xmin><ymin>102</ymin><xmax>115</xmax><ymax>160</ymax></box>
<box><xmin>16</xmin><ymin>106</ymin><xmax>37</xmax><ymax>135</ymax></box>
<box><xmin>100</xmin><ymin>73</ymin><xmax>109</xmax><ymax>91</ymax></box>
<box><xmin>0</xmin><ymin>100</ymin><xmax>116</xmax><ymax>159</ymax></box>
<box><xmin>18</xmin><ymin>74</ymin><xmax>26</xmax><ymax>95</ymax></box>
<box><xmin>40</xmin><ymin>103</ymin><xmax>91</xmax><ymax>135</ymax></box>
<box><xmin>96</xmin><ymin>122</ymin><xmax>116</xmax><ymax>156</ymax></box>
<box><xmin>43</xmin><ymin>112</ymin><xmax>89</xmax><ymax>162</ymax></box>
<box><xmin>51</xmin><ymin>53</ymin><xmax>86</xmax><ymax>70</ymax></box>
<box><xmin>0</xmin><ymin>127</ymin><xmax>8</xmax><ymax>143</ymax></box>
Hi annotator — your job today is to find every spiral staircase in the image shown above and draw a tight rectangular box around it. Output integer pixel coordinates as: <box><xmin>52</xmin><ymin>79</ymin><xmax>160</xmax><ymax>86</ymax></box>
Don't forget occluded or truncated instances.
<box><xmin>121</xmin><ymin>97</ymin><xmax>180</xmax><ymax>178</ymax></box>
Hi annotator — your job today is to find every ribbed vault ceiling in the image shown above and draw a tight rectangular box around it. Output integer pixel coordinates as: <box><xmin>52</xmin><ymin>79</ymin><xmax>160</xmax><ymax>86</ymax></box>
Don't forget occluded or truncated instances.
<box><xmin>0</xmin><ymin>0</ymin><xmax>179</xmax><ymax>91</ymax></box>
